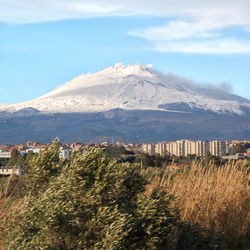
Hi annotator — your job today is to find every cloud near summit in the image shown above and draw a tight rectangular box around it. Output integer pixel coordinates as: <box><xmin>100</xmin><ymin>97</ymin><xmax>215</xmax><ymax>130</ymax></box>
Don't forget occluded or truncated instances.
<box><xmin>1</xmin><ymin>0</ymin><xmax>250</xmax><ymax>54</ymax></box>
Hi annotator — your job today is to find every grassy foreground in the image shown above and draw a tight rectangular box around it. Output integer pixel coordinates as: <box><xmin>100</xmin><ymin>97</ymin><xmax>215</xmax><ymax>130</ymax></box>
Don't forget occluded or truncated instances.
<box><xmin>0</xmin><ymin>143</ymin><xmax>249</xmax><ymax>249</ymax></box>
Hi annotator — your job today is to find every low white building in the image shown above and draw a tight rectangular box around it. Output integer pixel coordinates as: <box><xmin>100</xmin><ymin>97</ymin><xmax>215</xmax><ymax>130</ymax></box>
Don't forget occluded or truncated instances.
<box><xmin>0</xmin><ymin>166</ymin><xmax>23</xmax><ymax>176</ymax></box>
<box><xmin>26</xmin><ymin>148</ymin><xmax>41</xmax><ymax>154</ymax></box>
<box><xmin>0</xmin><ymin>151</ymin><xmax>11</xmax><ymax>158</ymax></box>
<box><xmin>116</xmin><ymin>141</ymin><xmax>124</xmax><ymax>146</ymax></box>
<box><xmin>59</xmin><ymin>149</ymin><xmax>71</xmax><ymax>159</ymax></box>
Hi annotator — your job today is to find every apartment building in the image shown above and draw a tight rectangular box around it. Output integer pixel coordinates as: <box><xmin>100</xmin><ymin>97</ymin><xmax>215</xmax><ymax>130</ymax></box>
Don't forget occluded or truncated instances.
<box><xmin>141</xmin><ymin>140</ymin><xmax>227</xmax><ymax>157</ymax></box>
<box><xmin>141</xmin><ymin>143</ymin><xmax>155</xmax><ymax>155</ymax></box>
<box><xmin>155</xmin><ymin>142</ymin><xmax>166</xmax><ymax>155</ymax></box>
<box><xmin>0</xmin><ymin>151</ymin><xmax>11</xmax><ymax>158</ymax></box>
<box><xmin>209</xmin><ymin>140</ymin><xmax>226</xmax><ymax>156</ymax></box>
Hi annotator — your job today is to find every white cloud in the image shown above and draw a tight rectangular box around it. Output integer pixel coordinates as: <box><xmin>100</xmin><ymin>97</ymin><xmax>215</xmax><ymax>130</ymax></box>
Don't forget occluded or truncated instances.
<box><xmin>128</xmin><ymin>1</ymin><xmax>250</xmax><ymax>54</ymax></box>
<box><xmin>1</xmin><ymin>0</ymin><xmax>250</xmax><ymax>54</ymax></box>
<box><xmin>0</xmin><ymin>1</ymin><xmax>122</xmax><ymax>23</ymax></box>
<box><xmin>129</xmin><ymin>20</ymin><xmax>225</xmax><ymax>41</ymax></box>
<box><xmin>153</xmin><ymin>39</ymin><xmax>250</xmax><ymax>54</ymax></box>
<box><xmin>1</xmin><ymin>0</ymin><xmax>249</xmax><ymax>24</ymax></box>
<box><xmin>130</xmin><ymin>18</ymin><xmax>250</xmax><ymax>54</ymax></box>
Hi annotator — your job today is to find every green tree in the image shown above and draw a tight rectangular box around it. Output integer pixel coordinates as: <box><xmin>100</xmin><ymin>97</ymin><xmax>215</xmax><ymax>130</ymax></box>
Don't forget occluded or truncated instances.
<box><xmin>136</xmin><ymin>153</ymin><xmax>155</xmax><ymax>168</ymax></box>
<box><xmin>104</xmin><ymin>145</ymin><xmax>134</xmax><ymax>159</ymax></box>
<box><xmin>25</xmin><ymin>139</ymin><xmax>62</xmax><ymax>196</ymax></box>
<box><xmin>23</xmin><ymin>150</ymin><xmax>35</xmax><ymax>172</ymax></box>
<box><xmin>232</xmin><ymin>144</ymin><xmax>246</xmax><ymax>154</ymax></box>
<box><xmin>7</xmin><ymin>149</ymin><xmax>24</xmax><ymax>167</ymax></box>
<box><xmin>0</xmin><ymin>158</ymin><xmax>8</xmax><ymax>167</ymax></box>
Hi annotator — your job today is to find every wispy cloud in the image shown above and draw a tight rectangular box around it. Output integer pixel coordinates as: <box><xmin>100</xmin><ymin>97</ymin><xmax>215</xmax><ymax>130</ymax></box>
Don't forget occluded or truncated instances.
<box><xmin>153</xmin><ymin>39</ymin><xmax>250</xmax><ymax>54</ymax></box>
<box><xmin>128</xmin><ymin>1</ymin><xmax>250</xmax><ymax>54</ymax></box>
<box><xmin>0</xmin><ymin>1</ymin><xmax>122</xmax><ymax>23</ymax></box>
<box><xmin>1</xmin><ymin>1</ymin><xmax>249</xmax><ymax>24</ymax></box>
<box><xmin>1</xmin><ymin>0</ymin><xmax>250</xmax><ymax>54</ymax></box>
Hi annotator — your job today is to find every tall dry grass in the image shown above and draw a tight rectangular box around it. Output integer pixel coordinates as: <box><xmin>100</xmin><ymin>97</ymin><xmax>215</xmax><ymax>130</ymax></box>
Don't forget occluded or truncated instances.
<box><xmin>0</xmin><ymin>169</ymin><xmax>24</xmax><ymax>249</ymax></box>
<box><xmin>143</xmin><ymin>160</ymin><xmax>250</xmax><ymax>241</ymax></box>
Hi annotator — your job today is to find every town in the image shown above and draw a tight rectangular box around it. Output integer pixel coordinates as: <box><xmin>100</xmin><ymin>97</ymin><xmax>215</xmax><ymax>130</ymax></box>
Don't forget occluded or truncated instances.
<box><xmin>0</xmin><ymin>139</ymin><xmax>249</xmax><ymax>176</ymax></box>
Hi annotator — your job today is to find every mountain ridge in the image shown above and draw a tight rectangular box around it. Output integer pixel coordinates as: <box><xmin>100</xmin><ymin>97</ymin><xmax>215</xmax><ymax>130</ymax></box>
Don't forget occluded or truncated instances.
<box><xmin>0</xmin><ymin>108</ymin><xmax>249</xmax><ymax>144</ymax></box>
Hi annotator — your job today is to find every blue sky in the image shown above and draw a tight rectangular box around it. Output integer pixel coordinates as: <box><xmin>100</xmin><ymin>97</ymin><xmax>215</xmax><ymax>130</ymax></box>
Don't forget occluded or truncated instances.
<box><xmin>0</xmin><ymin>0</ymin><xmax>250</xmax><ymax>103</ymax></box>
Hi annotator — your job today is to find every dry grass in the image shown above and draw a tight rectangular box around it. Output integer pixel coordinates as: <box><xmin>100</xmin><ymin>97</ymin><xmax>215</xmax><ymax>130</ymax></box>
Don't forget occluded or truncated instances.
<box><xmin>0</xmin><ymin>169</ymin><xmax>24</xmax><ymax>249</ymax></box>
<box><xmin>143</xmin><ymin>160</ymin><xmax>250</xmax><ymax>240</ymax></box>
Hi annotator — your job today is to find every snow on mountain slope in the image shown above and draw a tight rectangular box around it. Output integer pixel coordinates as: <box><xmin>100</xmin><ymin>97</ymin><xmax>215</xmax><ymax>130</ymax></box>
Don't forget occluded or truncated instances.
<box><xmin>1</xmin><ymin>63</ymin><xmax>249</xmax><ymax>114</ymax></box>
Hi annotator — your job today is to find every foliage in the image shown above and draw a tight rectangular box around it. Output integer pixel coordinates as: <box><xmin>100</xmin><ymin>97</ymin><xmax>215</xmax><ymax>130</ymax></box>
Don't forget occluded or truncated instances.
<box><xmin>7</xmin><ymin>149</ymin><xmax>24</xmax><ymax>167</ymax></box>
<box><xmin>103</xmin><ymin>145</ymin><xmax>134</xmax><ymax>159</ymax></box>
<box><xmin>232</xmin><ymin>144</ymin><xmax>246</xmax><ymax>154</ymax></box>
<box><xmin>25</xmin><ymin>139</ymin><xmax>63</xmax><ymax>196</ymax></box>
<box><xmin>136</xmin><ymin>153</ymin><xmax>172</xmax><ymax>168</ymax></box>
<box><xmin>23</xmin><ymin>150</ymin><xmax>36</xmax><ymax>172</ymax></box>
<box><xmin>4</xmin><ymin>142</ymin><xmax>228</xmax><ymax>249</ymax></box>
<box><xmin>0</xmin><ymin>158</ymin><xmax>9</xmax><ymax>167</ymax></box>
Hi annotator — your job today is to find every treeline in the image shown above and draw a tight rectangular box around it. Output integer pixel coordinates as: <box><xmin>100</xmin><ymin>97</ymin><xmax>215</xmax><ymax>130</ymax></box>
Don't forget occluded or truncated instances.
<box><xmin>102</xmin><ymin>145</ymin><xmax>228</xmax><ymax>167</ymax></box>
<box><xmin>1</xmin><ymin>142</ymin><xmax>250</xmax><ymax>169</ymax></box>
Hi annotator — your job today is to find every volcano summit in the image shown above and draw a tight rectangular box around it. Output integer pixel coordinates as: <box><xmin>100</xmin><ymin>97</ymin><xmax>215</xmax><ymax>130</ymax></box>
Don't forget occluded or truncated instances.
<box><xmin>1</xmin><ymin>63</ymin><xmax>249</xmax><ymax>114</ymax></box>
<box><xmin>0</xmin><ymin>63</ymin><xmax>249</xmax><ymax>143</ymax></box>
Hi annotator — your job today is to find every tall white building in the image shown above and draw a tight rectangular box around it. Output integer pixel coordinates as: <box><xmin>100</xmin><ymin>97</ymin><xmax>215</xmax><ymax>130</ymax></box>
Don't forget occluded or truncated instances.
<box><xmin>184</xmin><ymin>140</ymin><xmax>196</xmax><ymax>156</ymax></box>
<box><xmin>165</xmin><ymin>142</ymin><xmax>177</xmax><ymax>156</ymax></box>
<box><xmin>141</xmin><ymin>143</ymin><xmax>155</xmax><ymax>155</ymax></box>
<box><xmin>155</xmin><ymin>142</ymin><xmax>166</xmax><ymax>155</ymax></box>
<box><xmin>176</xmin><ymin>140</ymin><xmax>185</xmax><ymax>157</ymax></box>
<box><xmin>209</xmin><ymin>140</ymin><xmax>226</xmax><ymax>156</ymax></box>
<box><xmin>196</xmin><ymin>140</ymin><xmax>209</xmax><ymax>157</ymax></box>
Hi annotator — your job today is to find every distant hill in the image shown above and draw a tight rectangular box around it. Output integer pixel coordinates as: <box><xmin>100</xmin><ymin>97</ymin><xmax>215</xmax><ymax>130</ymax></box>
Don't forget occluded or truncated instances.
<box><xmin>0</xmin><ymin>108</ymin><xmax>249</xmax><ymax>144</ymax></box>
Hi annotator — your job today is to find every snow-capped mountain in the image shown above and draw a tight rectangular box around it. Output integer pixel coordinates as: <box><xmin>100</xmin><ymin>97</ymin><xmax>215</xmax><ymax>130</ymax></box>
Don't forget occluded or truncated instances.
<box><xmin>1</xmin><ymin>63</ymin><xmax>249</xmax><ymax>114</ymax></box>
